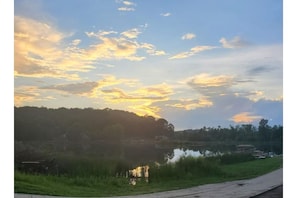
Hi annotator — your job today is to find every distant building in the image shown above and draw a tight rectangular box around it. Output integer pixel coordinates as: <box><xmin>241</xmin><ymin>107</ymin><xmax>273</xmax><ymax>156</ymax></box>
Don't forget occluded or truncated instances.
<box><xmin>236</xmin><ymin>144</ymin><xmax>256</xmax><ymax>153</ymax></box>
<box><xmin>236</xmin><ymin>144</ymin><xmax>267</xmax><ymax>159</ymax></box>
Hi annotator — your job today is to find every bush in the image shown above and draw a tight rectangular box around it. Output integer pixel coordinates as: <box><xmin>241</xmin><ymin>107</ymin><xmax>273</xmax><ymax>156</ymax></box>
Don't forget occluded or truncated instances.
<box><xmin>219</xmin><ymin>153</ymin><xmax>255</xmax><ymax>164</ymax></box>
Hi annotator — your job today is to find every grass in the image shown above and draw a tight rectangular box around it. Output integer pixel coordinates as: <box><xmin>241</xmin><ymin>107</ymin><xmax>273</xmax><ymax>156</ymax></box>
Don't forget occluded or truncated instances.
<box><xmin>15</xmin><ymin>155</ymin><xmax>283</xmax><ymax>197</ymax></box>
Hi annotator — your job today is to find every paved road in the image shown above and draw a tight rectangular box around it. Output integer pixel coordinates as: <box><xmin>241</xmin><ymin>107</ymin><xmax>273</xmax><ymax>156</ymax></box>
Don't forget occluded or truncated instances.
<box><xmin>251</xmin><ymin>185</ymin><xmax>283</xmax><ymax>198</ymax></box>
<box><xmin>15</xmin><ymin>168</ymin><xmax>283</xmax><ymax>198</ymax></box>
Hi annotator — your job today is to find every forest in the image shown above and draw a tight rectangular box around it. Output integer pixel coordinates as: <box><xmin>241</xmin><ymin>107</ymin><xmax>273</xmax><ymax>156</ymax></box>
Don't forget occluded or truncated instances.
<box><xmin>15</xmin><ymin>106</ymin><xmax>175</xmax><ymax>142</ymax></box>
<box><xmin>15</xmin><ymin>106</ymin><xmax>282</xmax><ymax>143</ymax></box>
<box><xmin>14</xmin><ymin>106</ymin><xmax>283</xmax><ymax>175</ymax></box>
<box><xmin>174</xmin><ymin>119</ymin><xmax>283</xmax><ymax>143</ymax></box>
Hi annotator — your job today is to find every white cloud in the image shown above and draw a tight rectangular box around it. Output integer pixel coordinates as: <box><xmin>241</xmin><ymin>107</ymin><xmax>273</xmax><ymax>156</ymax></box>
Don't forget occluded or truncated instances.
<box><xmin>121</xmin><ymin>28</ymin><xmax>141</xmax><ymax>39</ymax></box>
<box><xmin>181</xmin><ymin>33</ymin><xmax>196</xmax><ymax>40</ymax></box>
<box><xmin>219</xmin><ymin>36</ymin><xmax>248</xmax><ymax>48</ymax></box>
<box><xmin>117</xmin><ymin>0</ymin><xmax>136</xmax><ymax>11</ymax></box>
<box><xmin>122</xmin><ymin>1</ymin><xmax>135</xmax><ymax>6</ymax></box>
<box><xmin>141</xmin><ymin>43</ymin><xmax>166</xmax><ymax>56</ymax></box>
<box><xmin>161</xmin><ymin>12</ymin><xmax>171</xmax><ymax>17</ymax></box>
<box><xmin>118</xmin><ymin>7</ymin><xmax>135</xmax><ymax>11</ymax></box>
<box><xmin>71</xmin><ymin>39</ymin><xmax>81</xmax><ymax>46</ymax></box>
<box><xmin>169</xmin><ymin>45</ymin><xmax>217</xmax><ymax>59</ymax></box>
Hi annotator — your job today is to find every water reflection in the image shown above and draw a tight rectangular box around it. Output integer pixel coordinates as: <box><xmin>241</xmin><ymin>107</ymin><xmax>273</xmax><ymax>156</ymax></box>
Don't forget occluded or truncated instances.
<box><xmin>166</xmin><ymin>148</ymin><xmax>222</xmax><ymax>163</ymax></box>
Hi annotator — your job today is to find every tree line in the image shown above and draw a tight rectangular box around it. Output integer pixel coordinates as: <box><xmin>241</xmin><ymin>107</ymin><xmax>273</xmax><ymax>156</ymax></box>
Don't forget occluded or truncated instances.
<box><xmin>174</xmin><ymin>119</ymin><xmax>282</xmax><ymax>143</ymax></box>
<box><xmin>15</xmin><ymin>106</ymin><xmax>175</xmax><ymax>143</ymax></box>
<box><xmin>15</xmin><ymin>106</ymin><xmax>282</xmax><ymax>144</ymax></box>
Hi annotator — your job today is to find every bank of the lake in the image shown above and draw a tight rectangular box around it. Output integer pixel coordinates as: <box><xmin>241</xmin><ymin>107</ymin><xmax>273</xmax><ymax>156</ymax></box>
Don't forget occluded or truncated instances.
<box><xmin>15</xmin><ymin>156</ymin><xmax>283</xmax><ymax>197</ymax></box>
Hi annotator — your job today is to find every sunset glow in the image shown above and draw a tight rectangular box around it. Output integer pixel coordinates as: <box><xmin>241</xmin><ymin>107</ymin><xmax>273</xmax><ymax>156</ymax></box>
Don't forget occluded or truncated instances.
<box><xmin>14</xmin><ymin>0</ymin><xmax>283</xmax><ymax>129</ymax></box>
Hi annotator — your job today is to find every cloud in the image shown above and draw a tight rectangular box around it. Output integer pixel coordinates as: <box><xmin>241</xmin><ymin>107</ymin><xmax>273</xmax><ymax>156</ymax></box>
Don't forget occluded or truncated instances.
<box><xmin>219</xmin><ymin>36</ymin><xmax>248</xmax><ymax>48</ymax></box>
<box><xmin>20</xmin><ymin>75</ymin><xmax>139</xmax><ymax>102</ymax></box>
<box><xmin>14</xmin><ymin>16</ymin><xmax>94</xmax><ymax>80</ymax></box>
<box><xmin>41</xmin><ymin>82</ymin><xmax>99</xmax><ymax>95</ymax></box>
<box><xmin>85</xmin><ymin>36</ymin><xmax>145</xmax><ymax>61</ymax></box>
<box><xmin>101</xmin><ymin>83</ymin><xmax>172</xmax><ymax>102</ymax></box>
<box><xmin>84</xmin><ymin>28</ymin><xmax>166</xmax><ymax>61</ymax></box>
<box><xmin>99</xmin><ymin>83</ymin><xmax>173</xmax><ymax>117</ymax></box>
<box><xmin>230</xmin><ymin>112</ymin><xmax>262</xmax><ymax>123</ymax></box>
<box><xmin>169</xmin><ymin>45</ymin><xmax>217</xmax><ymax>59</ymax></box>
<box><xmin>141</xmin><ymin>43</ymin><xmax>166</xmax><ymax>56</ymax></box>
<box><xmin>15</xmin><ymin>15</ymin><xmax>167</xmax><ymax>81</ymax></box>
<box><xmin>71</xmin><ymin>39</ymin><xmax>81</xmax><ymax>46</ymax></box>
<box><xmin>186</xmin><ymin>73</ymin><xmax>235</xmax><ymax>96</ymax></box>
<box><xmin>86</xmin><ymin>30</ymin><xmax>118</xmax><ymax>38</ymax></box>
<box><xmin>170</xmin><ymin>44</ymin><xmax>282</xmax><ymax>102</ymax></box>
<box><xmin>121</xmin><ymin>28</ymin><xmax>141</xmax><ymax>39</ymax></box>
<box><xmin>156</xmin><ymin>93</ymin><xmax>282</xmax><ymax>130</ymax></box>
<box><xmin>234</xmin><ymin>90</ymin><xmax>264</xmax><ymax>102</ymax></box>
<box><xmin>116</xmin><ymin>0</ymin><xmax>136</xmax><ymax>11</ymax></box>
<box><xmin>129</xmin><ymin>104</ymin><xmax>161</xmax><ymax>118</ymax></box>
<box><xmin>181</xmin><ymin>33</ymin><xmax>196</xmax><ymax>40</ymax></box>
<box><xmin>14</xmin><ymin>86</ymin><xmax>55</xmax><ymax>106</ymax></box>
<box><xmin>14</xmin><ymin>75</ymin><xmax>141</xmax><ymax>107</ymax></box>
<box><xmin>118</xmin><ymin>7</ymin><xmax>135</xmax><ymax>11</ymax></box>
<box><xmin>166</xmin><ymin>98</ymin><xmax>213</xmax><ymax>110</ymax></box>
<box><xmin>137</xmin><ymin>83</ymin><xmax>173</xmax><ymax>97</ymax></box>
<box><xmin>122</xmin><ymin>1</ymin><xmax>135</xmax><ymax>6</ymax></box>
<box><xmin>101</xmin><ymin>88</ymin><xmax>167</xmax><ymax>101</ymax></box>
<box><xmin>160</xmin><ymin>12</ymin><xmax>171</xmax><ymax>17</ymax></box>
<box><xmin>97</xmin><ymin>75</ymin><xmax>139</xmax><ymax>88</ymax></box>
<box><xmin>187</xmin><ymin>73</ymin><xmax>234</xmax><ymax>88</ymax></box>
<box><xmin>246</xmin><ymin>66</ymin><xmax>274</xmax><ymax>76</ymax></box>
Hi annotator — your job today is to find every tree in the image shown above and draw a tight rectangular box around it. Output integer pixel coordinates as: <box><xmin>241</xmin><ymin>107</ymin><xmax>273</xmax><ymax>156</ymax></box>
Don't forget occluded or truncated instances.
<box><xmin>258</xmin><ymin>119</ymin><xmax>269</xmax><ymax>141</ymax></box>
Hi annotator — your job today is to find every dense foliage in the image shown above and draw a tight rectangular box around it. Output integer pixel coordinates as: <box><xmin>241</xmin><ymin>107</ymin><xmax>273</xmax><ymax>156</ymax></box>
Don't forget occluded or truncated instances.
<box><xmin>15</xmin><ymin>106</ymin><xmax>174</xmax><ymax>142</ymax></box>
<box><xmin>174</xmin><ymin>120</ymin><xmax>282</xmax><ymax>143</ymax></box>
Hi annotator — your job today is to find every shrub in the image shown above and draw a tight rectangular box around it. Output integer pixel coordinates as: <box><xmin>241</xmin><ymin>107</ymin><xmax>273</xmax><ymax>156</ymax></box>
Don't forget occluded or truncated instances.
<box><xmin>219</xmin><ymin>153</ymin><xmax>255</xmax><ymax>164</ymax></box>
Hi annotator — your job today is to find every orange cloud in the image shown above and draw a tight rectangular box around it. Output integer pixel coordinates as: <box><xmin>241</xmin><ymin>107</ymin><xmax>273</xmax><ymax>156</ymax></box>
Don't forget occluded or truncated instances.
<box><xmin>167</xmin><ymin>98</ymin><xmax>213</xmax><ymax>110</ymax></box>
<box><xmin>231</xmin><ymin>112</ymin><xmax>262</xmax><ymax>123</ymax></box>
<box><xmin>14</xmin><ymin>16</ymin><xmax>93</xmax><ymax>80</ymax></box>
<box><xmin>129</xmin><ymin>103</ymin><xmax>161</xmax><ymax>118</ymax></box>
<box><xmin>14</xmin><ymin>86</ymin><xmax>55</xmax><ymax>106</ymax></box>
<box><xmin>15</xmin><ymin>16</ymin><xmax>165</xmax><ymax>80</ymax></box>
<box><xmin>187</xmin><ymin>73</ymin><xmax>234</xmax><ymax>88</ymax></box>
<box><xmin>101</xmin><ymin>84</ymin><xmax>172</xmax><ymax>103</ymax></box>
<box><xmin>99</xmin><ymin>83</ymin><xmax>173</xmax><ymax>117</ymax></box>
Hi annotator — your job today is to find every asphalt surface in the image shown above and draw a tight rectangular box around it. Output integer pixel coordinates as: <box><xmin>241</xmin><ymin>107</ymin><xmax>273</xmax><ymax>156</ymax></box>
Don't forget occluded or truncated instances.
<box><xmin>15</xmin><ymin>168</ymin><xmax>283</xmax><ymax>198</ymax></box>
<box><xmin>251</xmin><ymin>185</ymin><xmax>283</xmax><ymax>198</ymax></box>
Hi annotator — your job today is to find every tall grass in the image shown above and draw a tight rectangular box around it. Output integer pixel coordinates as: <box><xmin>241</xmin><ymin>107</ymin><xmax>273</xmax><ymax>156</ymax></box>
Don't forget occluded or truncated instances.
<box><xmin>24</xmin><ymin>154</ymin><xmax>133</xmax><ymax>178</ymax></box>
<box><xmin>150</xmin><ymin>153</ymin><xmax>256</xmax><ymax>181</ymax></box>
<box><xmin>150</xmin><ymin>156</ymin><xmax>222</xmax><ymax>181</ymax></box>
<box><xmin>15</xmin><ymin>154</ymin><xmax>283</xmax><ymax>197</ymax></box>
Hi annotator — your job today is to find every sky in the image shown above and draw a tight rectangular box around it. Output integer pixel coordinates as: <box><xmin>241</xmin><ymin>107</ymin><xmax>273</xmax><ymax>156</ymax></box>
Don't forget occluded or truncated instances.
<box><xmin>13</xmin><ymin>0</ymin><xmax>283</xmax><ymax>130</ymax></box>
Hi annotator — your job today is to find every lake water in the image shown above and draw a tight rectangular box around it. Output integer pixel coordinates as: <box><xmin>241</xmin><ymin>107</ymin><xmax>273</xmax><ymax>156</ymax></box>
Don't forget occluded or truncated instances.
<box><xmin>165</xmin><ymin>148</ymin><xmax>224</xmax><ymax>163</ymax></box>
<box><xmin>77</xmin><ymin>140</ymin><xmax>282</xmax><ymax>166</ymax></box>
<box><xmin>15</xmin><ymin>140</ymin><xmax>282</xmax><ymax>169</ymax></box>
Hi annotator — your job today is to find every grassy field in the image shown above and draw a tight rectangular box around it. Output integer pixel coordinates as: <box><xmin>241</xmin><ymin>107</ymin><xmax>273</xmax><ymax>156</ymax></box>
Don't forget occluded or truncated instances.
<box><xmin>15</xmin><ymin>155</ymin><xmax>283</xmax><ymax>197</ymax></box>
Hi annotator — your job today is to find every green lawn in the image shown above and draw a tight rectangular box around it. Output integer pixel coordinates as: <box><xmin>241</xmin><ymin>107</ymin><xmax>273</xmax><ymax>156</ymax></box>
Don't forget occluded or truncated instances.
<box><xmin>15</xmin><ymin>156</ymin><xmax>283</xmax><ymax>197</ymax></box>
